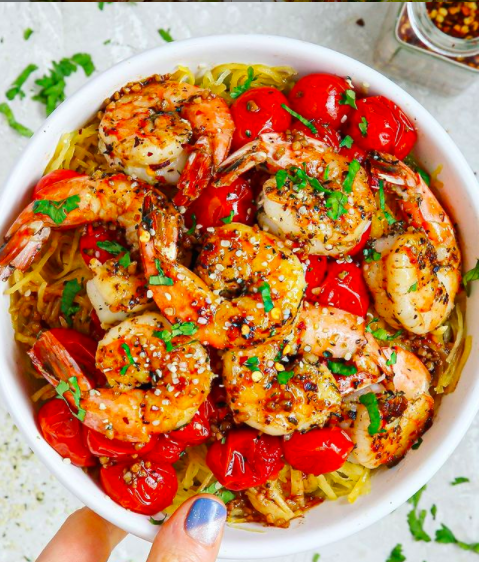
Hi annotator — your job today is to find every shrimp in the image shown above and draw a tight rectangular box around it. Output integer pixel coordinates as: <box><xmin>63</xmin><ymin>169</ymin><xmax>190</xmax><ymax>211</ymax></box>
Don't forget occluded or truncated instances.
<box><xmin>139</xmin><ymin>192</ymin><xmax>306</xmax><ymax>349</ymax></box>
<box><xmin>214</xmin><ymin>132</ymin><xmax>376</xmax><ymax>256</ymax></box>
<box><xmin>222</xmin><ymin>303</ymin><xmax>391</xmax><ymax>436</ymax></box>
<box><xmin>346</xmin><ymin>347</ymin><xmax>434</xmax><ymax>469</ymax></box>
<box><xmin>363</xmin><ymin>153</ymin><xmax>461</xmax><ymax>334</ymax></box>
<box><xmin>99</xmin><ymin>77</ymin><xmax>234</xmax><ymax>203</ymax></box>
<box><xmin>28</xmin><ymin>312</ymin><xmax>214</xmax><ymax>442</ymax></box>
<box><xmin>0</xmin><ymin>173</ymin><xmax>149</xmax><ymax>281</ymax></box>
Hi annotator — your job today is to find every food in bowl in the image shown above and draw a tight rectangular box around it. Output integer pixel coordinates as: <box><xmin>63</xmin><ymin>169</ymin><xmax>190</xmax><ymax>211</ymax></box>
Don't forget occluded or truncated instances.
<box><xmin>0</xmin><ymin>62</ymin><xmax>470</xmax><ymax>527</ymax></box>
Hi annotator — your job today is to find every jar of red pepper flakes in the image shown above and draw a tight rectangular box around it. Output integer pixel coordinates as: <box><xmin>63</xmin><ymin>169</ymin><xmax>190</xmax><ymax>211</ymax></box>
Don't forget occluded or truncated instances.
<box><xmin>375</xmin><ymin>2</ymin><xmax>479</xmax><ymax>95</ymax></box>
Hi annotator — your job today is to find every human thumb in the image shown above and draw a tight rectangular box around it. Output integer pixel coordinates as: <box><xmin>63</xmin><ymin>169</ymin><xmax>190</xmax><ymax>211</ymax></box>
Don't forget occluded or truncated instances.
<box><xmin>147</xmin><ymin>495</ymin><xmax>227</xmax><ymax>562</ymax></box>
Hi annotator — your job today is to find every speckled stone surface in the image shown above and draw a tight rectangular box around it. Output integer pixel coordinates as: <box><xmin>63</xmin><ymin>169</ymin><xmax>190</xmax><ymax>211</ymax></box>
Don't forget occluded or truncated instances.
<box><xmin>0</xmin><ymin>3</ymin><xmax>478</xmax><ymax>561</ymax></box>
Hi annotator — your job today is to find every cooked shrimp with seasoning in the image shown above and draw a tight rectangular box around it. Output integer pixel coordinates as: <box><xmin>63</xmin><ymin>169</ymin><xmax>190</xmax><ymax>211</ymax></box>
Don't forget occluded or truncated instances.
<box><xmin>2</xmin><ymin>63</ymin><xmax>470</xmax><ymax>526</ymax></box>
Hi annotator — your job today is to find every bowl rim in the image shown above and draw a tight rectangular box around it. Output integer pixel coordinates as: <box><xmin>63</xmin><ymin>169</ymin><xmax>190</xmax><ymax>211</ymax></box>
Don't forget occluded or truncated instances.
<box><xmin>0</xmin><ymin>34</ymin><xmax>478</xmax><ymax>559</ymax></box>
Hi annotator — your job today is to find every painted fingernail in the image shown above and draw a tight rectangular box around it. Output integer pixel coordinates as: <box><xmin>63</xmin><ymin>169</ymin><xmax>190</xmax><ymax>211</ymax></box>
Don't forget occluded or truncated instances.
<box><xmin>185</xmin><ymin>498</ymin><xmax>226</xmax><ymax>546</ymax></box>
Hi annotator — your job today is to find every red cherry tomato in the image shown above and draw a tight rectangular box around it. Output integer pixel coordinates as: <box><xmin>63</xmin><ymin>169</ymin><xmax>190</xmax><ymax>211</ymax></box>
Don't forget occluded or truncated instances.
<box><xmin>38</xmin><ymin>399</ymin><xmax>96</xmax><ymax>467</ymax></box>
<box><xmin>183</xmin><ymin>178</ymin><xmax>255</xmax><ymax>232</ymax></box>
<box><xmin>292</xmin><ymin>119</ymin><xmax>341</xmax><ymax>150</ymax></box>
<box><xmin>206</xmin><ymin>428</ymin><xmax>284</xmax><ymax>491</ymax></box>
<box><xmin>80</xmin><ymin>224</ymin><xmax>126</xmax><ymax>266</ymax></box>
<box><xmin>338</xmin><ymin>141</ymin><xmax>367</xmax><ymax>164</ymax></box>
<box><xmin>348</xmin><ymin>224</ymin><xmax>371</xmax><ymax>257</ymax></box>
<box><xmin>143</xmin><ymin>435</ymin><xmax>185</xmax><ymax>464</ymax></box>
<box><xmin>86</xmin><ymin>429</ymin><xmax>158</xmax><ymax>458</ymax></box>
<box><xmin>206</xmin><ymin>382</ymin><xmax>230</xmax><ymax>424</ymax></box>
<box><xmin>169</xmin><ymin>401</ymin><xmax>211</xmax><ymax>447</ymax></box>
<box><xmin>304</xmin><ymin>255</ymin><xmax>328</xmax><ymax>302</ymax></box>
<box><xmin>100</xmin><ymin>460</ymin><xmax>178</xmax><ymax>515</ymax></box>
<box><xmin>288</xmin><ymin>74</ymin><xmax>353</xmax><ymax>129</ymax></box>
<box><xmin>231</xmin><ymin>87</ymin><xmax>292</xmax><ymax>150</ymax></box>
<box><xmin>33</xmin><ymin>169</ymin><xmax>84</xmax><ymax>200</ymax></box>
<box><xmin>283</xmin><ymin>427</ymin><xmax>354</xmax><ymax>476</ymax></box>
<box><xmin>316</xmin><ymin>261</ymin><xmax>370</xmax><ymax>317</ymax></box>
<box><xmin>345</xmin><ymin>96</ymin><xmax>417</xmax><ymax>160</ymax></box>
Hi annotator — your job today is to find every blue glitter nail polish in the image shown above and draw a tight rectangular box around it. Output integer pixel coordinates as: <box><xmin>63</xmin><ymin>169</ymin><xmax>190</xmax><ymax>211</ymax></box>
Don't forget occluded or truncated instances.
<box><xmin>185</xmin><ymin>498</ymin><xmax>227</xmax><ymax>546</ymax></box>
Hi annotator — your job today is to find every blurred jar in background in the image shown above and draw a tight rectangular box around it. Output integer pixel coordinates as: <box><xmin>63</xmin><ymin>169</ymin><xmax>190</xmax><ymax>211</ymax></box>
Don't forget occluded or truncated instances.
<box><xmin>375</xmin><ymin>2</ymin><xmax>479</xmax><ymax>95</ymax></box>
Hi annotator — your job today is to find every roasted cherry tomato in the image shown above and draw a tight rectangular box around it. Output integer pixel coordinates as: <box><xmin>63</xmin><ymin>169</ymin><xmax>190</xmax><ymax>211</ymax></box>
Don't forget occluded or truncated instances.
<box><xmin>304</xmin><ymin>255</ymin><xmax>328</xmax><ymax>302</ymax></box>
<box><xmin>86</xmin><ymin>429</ymin><xmax>158</xmax><ymax>458</ymax></box>
<box><xmin>316</xmin><ymin>261</ymin><xmax>369</xmax><ymax>317</ymax></box>
<box><xmin>33</xmin><ymin>169</ymin><xmax>84</xmax><ymax>200</ymax></box>
<box><xmin>143</xmin><ymin>435</ymin><xmax>185</xmax><ymax>464</ymax></box>
<box><xmin>288</xmin><ymin>74</ymin><xmax>353</xmax><ymax>129</ymax></box>
<box><xmin>231</xmin><ymin>87</ymin><xmax>291</xmax><ymax>150</ymax></box>
<box><xmin>100</xmin><ymin>459</ymin><xmax>178</xmax><ymax>515</ymax></box>
<box><xmin>345</xmin><ymin>96</ymin><xmax>417</xmax><ymax>160</ymax></box>
<box><xmin>183</xmin><ymin>178</ymin><xmax>255</xmax><ymax>232</ymax></box>
<box><xmin>292</xmin><ymin>119</ymin><xmax>341</xmax><ymax>150</ymax></box>
<box><xmin>348</xmin><ymin>225</ymin><xmax>371</xmax><ymax>257</ymax></box>
<box><xmin>338</xmin><ymin>141</ymin><xmax>367</xmax><ymax>164</ymax></box>
<box><xmin>80</xmin><ymin>224</ymin><xmax>126</xmax><ymax>266</ymax></box>
<box><xmin>283</xmin><ymin>427</ymin><xmax>354</xmax><ymax>476</ymax></box>
<box><xmin>206</xmin><ymin>381</ymin><xmax>230</xmax><ymax>424</ymax></box>
<box><xmin>206</xmin><ymin>428</ymin><xmax>284</xmax><ymax>491</ymax></box>
<box><xmin>38</xmin><ymin>399</ymin><xmax>96</xmax><ymax>467</ymax></box>
<box><xmin>169</xmin><ymin>401</ymin><xmax>211</xmax><ymax>447</ymax></box>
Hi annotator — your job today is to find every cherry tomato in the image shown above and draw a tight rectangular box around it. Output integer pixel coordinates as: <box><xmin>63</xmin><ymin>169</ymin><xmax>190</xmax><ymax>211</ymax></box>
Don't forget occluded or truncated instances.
<box><xmin>38</xmin><ymin>399</ymin><xmax>96</xmax><ymax>467</ymax></box>
<box><xmin>183</xmin><ymin>178</ymin><xmax>255</xmax><ymax>232</ymax></box>
<box><xmin>338</xmin><ymin>141</ymin><xmax>367</xmax><ymax>164</ymax></box>
<box><xmin>169</xmin><ymin>401</ymin><xmax>211</xmax><ymax>447</ymax></box>
<box><xmin>231</xmin><ymin>87</ymin><xmax>292</xmax><ymax>150</ymax></box>
<box><xmin>348</xmin><ymin>225</ymin><xmax>371</xmax><ymax>257</ymax></box>
<box><xmin>86</xmin><ymin>429</ymin><xmax>158</xmax><ymax>458</ymax></box>
<box><xmin>304</xmin><ymin>255</ymin><xmax>328</xmax><ymax>302</ymax></box>
<box><xmin>292</xmin><ymin>119</ymin><xmax>341</xmax><ymax>150</ymax></box>
<box><xmin>206</xmin><ymin>382</ymin><xmax>230</xmax><ymax>424</ymax></box>
<box><xmin>33</xmin><ymin>169</ymin><xmax>84</xmax><ymax>200</ymax></box>
<box><xmin>283</xmin><ymin>427</ymin><xmax>354</xmax><ymax>476</ymax></box>
<box><xmin>206</xmin><ymin>428</ymin><xmax>284</xmax><ymax>491</ymax></box>
<box><xmin>100</xmin><ymin>459</ymin><xmax>178</xmax><ymax>515</ymax></box>
<box><xmin>80</xmin><ymin>224</ymin><xmax>126</xmax><ymax>266</ymax></box>
<box><xmin>288</xmin><ymin>74</ymin><xmax>353</xmax><ymax>129</ymax></box>
<box><xmin>345</xmin><ymin>96</ymin><xmax>417</xmax><ymax>160</ymax></box>
<box><xmin>143</xmin><ymin>435</ymin><xmax>185</xmax><ymax>464</ymax></box>
<box><xmin>316</xmin><ymin>261</ymin><xmax>370</xmax><ymax>317</ymax></box>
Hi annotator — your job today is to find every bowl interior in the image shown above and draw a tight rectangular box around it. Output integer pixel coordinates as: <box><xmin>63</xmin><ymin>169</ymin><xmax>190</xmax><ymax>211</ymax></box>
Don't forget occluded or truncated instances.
<box><xmin>0</xmin><ymin>35</ymin><xmax>478</xmax><ymax>560</ymax></box>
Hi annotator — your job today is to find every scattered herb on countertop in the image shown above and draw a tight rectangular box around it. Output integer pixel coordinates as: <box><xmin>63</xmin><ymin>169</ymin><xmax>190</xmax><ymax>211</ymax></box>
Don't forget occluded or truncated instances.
<box><xmin>0</xmin><ymin>103</ymin><xmax>33</xmax><ymax>137</ymax></box>
<box><xmin>159</xmin><ymin>28</ymin><xmax>174</xmax><ymax>43</ymax></box>
<box><xmin>6</xmin><ymin>64</ymin><xmax>38</xmax><ymax>100</ymax></box>
<box><xmin>23</xmin><ymin>28</ymin><xmax>34</xmax><ymax>41</ymax></box>
<box><xmin>386</xmin><ymin>544</ymin><xmax>406</xmax><ymax>562</ymax></box>
<box><xmin>435</xmin><ymin>524</ymin><xmax>479</xmax><ymax>552</ymax></box>
<box><xmin>451</xmin><ymin>476</ymin><xmax>470</xmax><ymax>486</ymax></box>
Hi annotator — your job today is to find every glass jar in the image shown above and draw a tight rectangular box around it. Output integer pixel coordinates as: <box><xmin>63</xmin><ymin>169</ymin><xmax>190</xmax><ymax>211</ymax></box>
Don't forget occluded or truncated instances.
<box><xmin>375</xmin><ymin>2</ymin><xmax>479</xmax><ymax>95</ymax></box>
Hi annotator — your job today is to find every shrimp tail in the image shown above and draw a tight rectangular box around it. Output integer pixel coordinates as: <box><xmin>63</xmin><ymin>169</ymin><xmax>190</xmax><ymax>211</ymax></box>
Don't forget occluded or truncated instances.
<box><xmin>0</xmin><ymin>224</ymin><xmax>51</xmax><ymax>281</ymax></box>
<box><xmin>176</xmin><ymin>137</ymin><xmax>213</xmax><ymax>205</ymax></box>
<box><xmin>214</xmin><ymin>138</ymin><xmax>266</xmax><ymax>188</ymax></box>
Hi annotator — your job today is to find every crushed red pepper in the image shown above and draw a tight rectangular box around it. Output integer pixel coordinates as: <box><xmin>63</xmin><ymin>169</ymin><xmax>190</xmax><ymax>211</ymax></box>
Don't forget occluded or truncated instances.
<box><xmin>426</xmin><ymin>2</ymin><xmax>479</xmax><ymax>40</ymax></box>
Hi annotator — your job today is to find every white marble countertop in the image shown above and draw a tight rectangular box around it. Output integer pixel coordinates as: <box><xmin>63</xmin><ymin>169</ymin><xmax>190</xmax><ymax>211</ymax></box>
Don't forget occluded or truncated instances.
<box><xmin>0</xmin><ymin>3</ymin><xmax>478</xmax><ymax>561</ymax></box>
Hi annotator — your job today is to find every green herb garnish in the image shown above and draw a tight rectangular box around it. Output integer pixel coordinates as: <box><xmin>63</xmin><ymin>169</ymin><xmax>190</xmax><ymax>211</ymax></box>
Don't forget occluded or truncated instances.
<box><xmin>0</xmin><ymin>103</ymin><xmax>33</xmax><ymax>138</ymax></box>
<box><xmin>203</xmin><ymin>482</ymin><xmax>236</xmax><ymax>504</ymax></box>
<box><xmin>154</xmin><ymin>322</ymin><xmax>198</xmax><ymax>352</ymax></box>
<box><xmin>323</xmin><ymin>165</ymin><xmax>330</xmax><ymax>181</ymax></box>
<box><xmin>97</xmin><ymin>240</ymin><xmax>127</xmax><ymax>255</ymax></box>
<box><xmin>244</xmin><ymin>356</ymin><xmax>261</xmax><ymax>373</ymax></box>
<box><xmin>339</xmin><ymin>135</ymin><xmax>353</xmax><ymax>149</ymax></box>
<box><xmin>408</xmin><ymin>485</ymin><xmax>426</xmax><ymax>510</ymax></box>
<box><xmin>339</xmin><ymin>89</ymin><xmax>357</xmax><ymax>109</ymax></box>
<box><xmin>412</xmin><ymin>437</ymin><xmax>423</xmax><ymax>450</ymax></box>
<box><xmin>276</xmin><ymin>169</ymin><xmax>288</xmax><ymax>191</ymax></box>
<box><xmin>431</xmin><ymin>504</ymin><xmax>437</xmax><ymax>519</ymax></box>
<box><xmin>277</xmin><ymin>371</ymin><xmax>294</xmax><ymax>385</ymax></box>
<box><xmin>408</xmin><ymin>283</ymin><xmax>418</xmax><ymax>293</ymax></box>
<box><xmin>358</xmin><ymin>116</ymin><xmax>368</xmax><ymax>137</ymax></box>
<box><xmin>281</xmin><ymin>104</ymin><xmax>318</xmax><ymax>135</ymax></box>
<box><xmin>463</xmin><ymin>260</ymin><xmax>479</xmax><ymax>296</ymax></box>
<box><xmin>71</xmin><ymin>53</ymin><xmax>95</xmax><ymax>77</ymax></box>
<box><xmin>187</xmin><ymin>213</ymin><xmax>197</xmax><ymax>235</ymax></box>
<box><xmin>60</xmin><ymin>279</ymin><xmax>81</xmax><ymax>326</ymax></box>
<box><xmin>221</xmin><ymin>210</ymin><xmax>235</xmax><ymax>224</ymax></box>
<box><xmin>24</xmin><ymin>28</ymin><xmax>34</xmax><ymax>41</ymax></box>
<box><xmin>55</xmin><ymin>376</ymin><xmax>86</xmax><ymax>421</ymax></box>
<box><xmin>118</xmin><ymin>252</ymin><xmax>131</xmax><ymax>268</ymax></box>
<box><xmin>363</xmin><ymin>248</ymin><xmax>382</xmax><ymax>263</ymax></box>
<box><xmin>259</xmin><ymin>282</ymin><xmax>274</xmax><ymax>313</ymax></box>
<box><xmin>98</xmin><ymin>2</ymin><xmax>113</xmax><ymax>10</ymax></box>
<box><xmin>386</xmin><ymin>351</ymin><xmax>397</xmax><ymax>366</ymax></box>
<box><xmin>158</xmin><ymin>28</ymin><xmax>174</xmax><ymax>42</ymax></box>
<box><xmin>149</xmin><ymin>516</ymin><xmax>165</xmax><ymax>525</ymax></box>
<box><xmin>366</xmin><ymin>318</ymin><xmax>402</xmax><ymax>341</ymax></box>
<box><xmin>451</xmin><ymin>477</ymin><xmax>470</xmax><ymax>486</ymax></box>
<box><xmin>378</xmin><ymin>180</ymin><xmax>396</xmax><ymax>225</ymax></box>
<box><xmin>33</xmin><ymin>195</ymin><xmax>80</xmax><ymax>224</ymax></box>
<box><xmin>386</xmin><ymin>544</ymin><xmax>406</xmax><ymax>562</ymax></box>
<box><xmin>327</xmin><ymin>361</ymin><xmax>358</xmax><ymax>377</ymax></box>
<box><xmin>326</xmin><ymin>191</ymin><xmax>348</xmax><ymax>221</ymax></box>
<box><xmin>435</xmin><ymin>524</ymin><xmax>479</xmax><ymax>552</ymax></box>
<box><xmin>359</xmin><ymin>392</ymin><xmax>384</xmax><ymax>436</ymax></box>
<box><xmin>6</xmin><ymin>64</ymin><xmax>38</xmax><ymax>100</ymax></box>
<box><xmin>407</xmin><ymin>509</ymin><xmax>431</xmax><ymax>543</ymax></box>
<box><xmin>343</xmin><ymin>159</ymin><xmax>361</xmax><ymax>193</ymax></box>
<box><xmin>230</xmin><ymin>66</ymin><xmax>255</xmax><ymax>100</ymax></box>
<box><xmin>149</xmin><ymin>259</ymin><xmax>173</xmax><ymax>286</ymax></box>
<box><xmin>312</xmin><ymin>555</ymin><xmax>320</xmax><ymax>562</ymax></box>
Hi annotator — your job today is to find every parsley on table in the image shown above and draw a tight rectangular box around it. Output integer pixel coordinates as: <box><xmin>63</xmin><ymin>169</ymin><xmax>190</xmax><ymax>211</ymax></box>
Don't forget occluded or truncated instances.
<box><xmin>277</xmin><ymin>370</ymin><xmax>294</xmax><ymax>385</ymax></box>
<box><xmin>259</xmin><ymin>282</ymin><xmax>274</xmax><ymax>313</ymax></box>
<box><xmin>312</xmin><ymin>555</ymin><xmax>320</xmax><ymax>562</ymax></box>
<box><xmin>451</xmin><ymin>476</ymin><xmax>470</xmax><ymax>486</ymax></box>
<box><xmin>327</xmin><ymin>361</ymin><xmax>357</xmax><ymax>376</ymax></box>
<box><xmin>363</xmin><ymin>248</ymin><xmax>381</xmax><ymax>263</ymax></box>
<box><xmin>230</xmin><ymin>66</ymin><xmax>256</xmax><ymax>100</ymax></box>
<box><xmin>153</xmin><ymin>322</ymin><xmax>198</xmax><ymax>352</ymax></box>
<box><xmin>159</xmin><ymin>28</ymin><xmax>174</xmax><ymax>42</ymax></box>
<box><xmin>71</xmin><ymin>53</ymin><xmax>95</xmax><ymax>77</ymax></box>
<box><xmin>366</xmin><ymin>318</ymin><xmax>402</xmax><ymax>341</ymax></box>
<box><xmin>407</xmin><ymin>508</ymin><xmax>431</xmax><ymax>542</ymax></box>
<box><xmin>98</xmin><ymin>2</ymin><xmax>113</xmax><ymax>9</ymax></box>
<box><xmin>33</xmin><ymin>194</ymin><xmax>80</xmax><ymax>224</ymax></box>
<box><xmin>358</xmin><ymin>116</ymin><xmax>368</xmax><ymax>137</ymax></box>
<box><xmin>149</xmin><ymin>259</ymin><xmax>173</xmax><ymax>286</ymax></box>
<box><xmin>386</xmin><ymin>544</ymin><xmax>406</xmax><ymax>562</ymax></box>
<box><xmin>431</xmin><ymin>504</ymin><xmax>437</xmax><ymax>520</ymax></box>
<box><xmin>221</xmin><ymin>210</ymin><xmax>235</xmax><ymax>224</ymax></box>
<box><xmin>386</xmin><ymin>351</ymin><xmax>397</xmax><ymax>366</ymax></box>
<box><xmin>339</xmin><ymin>89</ymin><xmax>357</xmax><ymax>109</ymax></box>
<box><xmin>60</xmin><ymin>279</ymin><xmax>82</xmax><ymax>326</ymax></box>
<box><xmin>343</xmin><ymin>158</ymin><xmax>361</xmax><ymax>193</ymax></box>
<box><xmin>6</xmin><ymin>64</ymin><xmax>38</xmax><ymax>100</ymax></box>
<box><xmin>0</xmin><ymin>103</ymin><xmax>33</xmax><ymax>138</ymax></box>
<box><xmin>203</xmin><ymin>482</ymin><xmax>236</xmax><ymax>504</ymax></box>
<box><xmin>359</xmin><ymin>392</ymin><xmax>384</xmax><ymax>436</ymax></box>
<box><xmin>281</xmin><ymin>104</ymin><xmax>318</xmax><ymax>135</ymax></box>
<box><xmin>24</xmin><ymin>28</ymin><xmax>34</xmax><ymax>41</ymax></box>
<box><xmin>435</xmin><ymin>524</ymin><xmax>479</xmax><ymax>552</ymax></box>
<box><xmin>408</xmin><ymin>485</ymin><xmax>426</xmax><ymax>510</ymax></box>
<box><xmin>463</xmin><ymin>260</ymin><xmax>479</xmax><ymax>296</ymax></box>
<box><xmin>339</xmin><ymin>135</ymin><xmax>353</xmax><ymax>149</ymax></box>
<box><xmin>186</xmin><ymin>213</ymin><xmax>197</xmax><ymax>235</ymax></box>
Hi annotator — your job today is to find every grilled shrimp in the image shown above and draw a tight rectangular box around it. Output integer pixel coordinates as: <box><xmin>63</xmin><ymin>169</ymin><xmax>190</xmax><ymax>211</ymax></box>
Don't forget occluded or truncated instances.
<box><xmin>0</xmin><ymin>173</ymin><xmax>148</xmax><ymax>281</ymax></box>
<box><xmin>222</xmin><ymin>304</ymin><xmax>391</xmax><ymax>436</ymax></box>
<box><xmin>29</xmin><ymin>312</ymin><xmax>214</xmax><ymax>442</ymax></box>
<box><xmin>214</xmin><ymin>132</ymin><xmax>376</xmax><ymax>256</ymax></box>
<box><xmin>346</xmin><ymin>347</ymin><xmax>434</xmax><ymax>469</ymax></box>
<box><xmin>99</xmin><ymin>77</ymin><xmax>234</xmax><ymax>203</ymax></box>
<box><xmin>139</xmin><ymin>192</ymin><xmax>305</xmax><ymax>349</ymax></box>
<box><xmin>363</xmin><ymin>154</ymin><xmax>461</xmax><ymax>334</ymax></box>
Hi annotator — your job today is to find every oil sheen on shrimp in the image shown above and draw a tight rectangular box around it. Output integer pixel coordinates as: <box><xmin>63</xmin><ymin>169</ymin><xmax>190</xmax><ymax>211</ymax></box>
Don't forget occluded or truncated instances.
<box><xmin>139</xmin><ymin>192</ymin><xmax>306</xmax><ymax>349</ymax></box>
<box><xmin>214</xmin><ymin>131</ymin><xmax>376</xmax><ymax>256</ymax></box>
<box><xmin>364</xmin><ymin>153</ymin><xmax>461</xmax><ymax>334</ymax></box>
<box><xmin>99</xmin><ymin>76</ymin><xmax>234</xmax><ymax>203</ymax></box>
<box><xmin>0</xmin><ymin>173</ymin><xmax>149</xmax><ymax>281</ymax></box>
<box><xmin>28</xmin><ymin>312</ymin><xmax>214</xmax><ymax>442</ymax></box>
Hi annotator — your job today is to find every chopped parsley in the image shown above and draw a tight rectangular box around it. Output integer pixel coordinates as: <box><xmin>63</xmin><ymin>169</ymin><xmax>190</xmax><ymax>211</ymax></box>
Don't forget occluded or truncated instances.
<box><xmin>326</xmin><ymin>191</ymin><xmax>348</xmax><ymax>221</ymax></box>
<box><xmin>259</xmin><ymin>282</ymin><xmax>274</xmax><ymax>313</ymax></box>
<box><xmin>186</xmin><ymin>213</ymin><xmax>197</xmax><ymax>235</ymax></box>
<box><xmin>6</xmin><ymin>64</ymin><xmax>38</xmax><ymax>100</ymax></box>
<box><xmin>203</xmin><ymin>482</ymin><xmax>236</xmax><ymax>504</ymax></box>
<box><xmin>120</xmin><ymin>343</ymin><xmax>136</xmax><ymax>375</ymax></box>
<box><xmin>378</xmin><ymin>180</ymin><xmax>396</xmax><ymax>225</ymax></box>
<box><xmin>411</xmin><ymin>437</ymin><xmax>423</xmax><ymax>450</ymax></box>
<box><xmin>244</xmin><ymin>356</ymin><xmax>261</xmax><ymax>373</ymax></box>
<box><xmin>408</xmin><ymin>283</ymin><xmax>418</xmax><ymax>293</ymax></box>
<box><xmin>71</xmin><ymin>53</ymin><xmax>96</xmax><ymax>77</ymax></box>
<box><xmin>0</xmin><ymin>103</ymin><xmax>33</xmax><ymax>138</ymax></box>
<box><xmin>463</xmin><ymin>259</ymin><xmax>479</xmax><ymax>296</ymax></box>
<box><xmin>358</xmin><ymin>116</ymin><xmax>368</xmax><ymax>137</ymax></box>
<box><xmin>33</xmin><ymin>194</ymin><xmax>80</xmax><ymax>224</ymax></box>
<box><xmin>435</xmin><ymin>524</ymin><xmax>479</xmax><ymax>552</ymax></box>
<box><xmin>386</xmin><ymin>351</ymin><xmax>397</xmax><ymax>366</ymax></box>
<box><xmin>386</xmin><ymin>544</ymin><xmax>406</xmax><ymax>562</ymax></box>
<box><xmin>363</xmin><ymin>247</ymin><xmax>381</xmax><ymax>263</ymax></box>
<box><xmin>312</xmin><ymin>555</ymin><xmax>320</xmax><ymax>562</ymax></box>
<box><xmin>118</xmin><ymin>252</ymin><xmax>131</xmax><ymax>268</ymax></box>
<box><xmin>327</xmin><ymin>361</ymin><xmax>357</xmax><ymax>377</ymax></box>
<box><xmin>149</xmin><ymin>259</ymin><xmax>173</xmax><ymax>286</ymax></box>
<box><xmin>230</xmin><ymin>66</ymin><xmax>255</xmax><ymax>100</ymax></box>
<box><xmin>339</xmin><ymin>89</ymin><xmax>357</xmax><ymax>109</ymax></box>
<box><xmin>276</xmin><ymin>169</ymin><xmax>288</xmax><ymax>190</ymax></box>
<box><xmin>404</xmin><ymin>155</ymin><xmax>431</xmax><ymax>187</ymax></box>
<box><xmin>451</xmin><ymin>476</ymin><xmax>470</xmax><ymax>486</ymax></box>
<box><xmin>158</xmin><ymin>28</ymin><xmax>174</xmax><ymax>43</ymax></box>
<box><xmin>97</xmin><ymin>240</ymin><xmax>127</xmax><ymax>255</ymax></box>
<box><xmin>343</xmin><ymin>159</ymin><xmax>361</xmax><ymax>194</ymax></box>
<box><xmin>55</xmin><ymin>376</ymin><xmax>86</xmax><ymax>422</ymax></box>
<box><xmin>407</xmin><ymin>509</ymin><xmax>431</xmax><ymax>542</ymax></box>
<box><xmin>366</xmin><ymin>318</ymin><xmax>402</xmax><ymax>341</ymax></box>
<box><xmin>154</xmin><ymin>322</ymin><xmax>198</xmax><ymax>352</ymax></box>
<box><xmin>431</xmin><ymin>504</ymin><xmax>437</xmax><ymax>519</ymax></box>
<box><xmin>339</xmin><ymin>135</ymin><xmax>353</xmax><ymax>149</ymax></box>
<box><xmin>277</xmin><ymin>370</ymin><xmax>294</xmax><ymax>385</ymax></box>
<box><xmin>323</xmin><ymin>165</ymin><xmax>330</xmax><ymax>181</ymax></box>
<box><xmin>408</xmin><ymin>485</ymin><xmax>426</xmax><ymax>510</ymax></box>
<box><xmin>359</xmin><ymin>392</ymin><xmax>384</xmax><ymax>435</ymax></box>
<box><xmin>60</xmin><ymin>279</ymin><xmax>81</xmax><ymax>326</ymax></box>
<box><xmin>98</xmin><ymin>2</ymin><xmax>113</xmax><ymax>9</ymax></box>
<box><xmin>24</xmin><ymin>28</ymin><xmax>34</xmax><ymax>41</ymax></box>
<box><xmin>221</xmin><ymin>210</ymin><xmax>235</xmax><ymax>224</ymax></box>
<box><xmin>281</xmin><ymin>103</ymin><xmax>318</xmax><ymax>135</ymax></box>
<box><xmin>148</xmin><ymin>516</ymin><xmax>165</xmax><ymax>526</ymax></box>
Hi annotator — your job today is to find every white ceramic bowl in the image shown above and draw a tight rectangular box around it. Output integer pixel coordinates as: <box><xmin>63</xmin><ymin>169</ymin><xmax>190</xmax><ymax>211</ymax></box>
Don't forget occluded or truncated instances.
<box><xmin>0</xmin><ymin>35</ymin><xmax>478</xmax><ymax>559</ymax></box>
